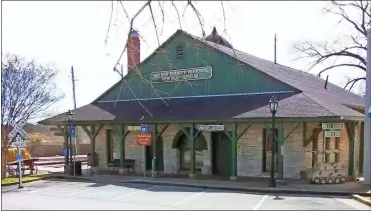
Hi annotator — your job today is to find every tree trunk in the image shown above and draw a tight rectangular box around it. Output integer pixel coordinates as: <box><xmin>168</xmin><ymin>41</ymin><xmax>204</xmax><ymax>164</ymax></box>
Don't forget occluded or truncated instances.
<box><xmin>1</xmin><ymin>126</ymin><xmax>9</xmax><ymax>178</ymax></box>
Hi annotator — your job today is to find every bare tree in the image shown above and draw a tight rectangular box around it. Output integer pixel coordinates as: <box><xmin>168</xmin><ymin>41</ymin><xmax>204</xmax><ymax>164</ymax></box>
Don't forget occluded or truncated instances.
<box><xmin>293</xmin><ymin>0</ymin><xmax>370</xmax><ymax>91</ymax></box>
<box><xmin>1</xmin><ymin>53</ymin><xmax>64</xmax><ymax>177</ymax></box>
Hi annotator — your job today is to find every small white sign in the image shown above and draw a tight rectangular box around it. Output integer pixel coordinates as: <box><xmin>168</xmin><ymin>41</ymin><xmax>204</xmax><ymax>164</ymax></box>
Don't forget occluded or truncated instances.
<box><xmin>325</xmin><ymin>131</ymin><xmax>341</xmax><ymax>138</ymax></box>
<box><xmin>196</xmin><ymin>125</ymin><xmax>224</xmax><ymax>132</ymax></box>
<box><xmin>127</xmin><ymin>126</ymin><xmax>141</xmax><ymax>131</ymax></box>
<box><xmin>322</xmin><ymin>123</ymin><xmax>344</xmax><ymax>130</ymax></box>
<box><xmin>10</xmin><ymin>142</ymin><xmax>26</xmax><ymax>148</ymax></box>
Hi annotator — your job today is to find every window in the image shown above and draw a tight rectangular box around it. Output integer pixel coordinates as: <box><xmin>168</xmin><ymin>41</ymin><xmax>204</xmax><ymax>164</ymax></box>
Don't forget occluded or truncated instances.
<box><xmin>175</xmin><ymin>42</ymin><xmax>185</xmax><ymax>60</ymax></box>
<box><xmin>177</xmin><ymin>129</ymin><xmax>206</xmax><ymax>171</ymax></box>
<box><xmin>180</xmin><ymin>137</ymin><xmax>204</xmax><ymax>171</ymax></box>
<box><xmin>106</xmin><ymin>129</ymin><xmax>120</xmax><ymax>162</ymax></box>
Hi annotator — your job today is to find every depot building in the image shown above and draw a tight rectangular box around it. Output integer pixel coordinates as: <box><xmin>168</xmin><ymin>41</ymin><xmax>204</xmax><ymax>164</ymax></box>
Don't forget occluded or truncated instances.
<box><xmin>40</xmin><ymin>27</ymin><xmax>366</xmax><ymax>181</ymax></box>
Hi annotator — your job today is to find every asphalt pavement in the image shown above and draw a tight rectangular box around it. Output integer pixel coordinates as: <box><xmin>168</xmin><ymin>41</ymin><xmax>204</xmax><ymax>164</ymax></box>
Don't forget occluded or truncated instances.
<box><xmin>2</xmin><ymin>179</ymin><xmax>370</xmax><ymax>210</ymax></box>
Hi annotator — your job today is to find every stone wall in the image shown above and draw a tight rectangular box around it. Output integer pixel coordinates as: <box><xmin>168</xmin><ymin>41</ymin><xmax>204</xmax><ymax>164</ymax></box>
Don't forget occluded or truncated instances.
<box><xmin>92</xmin><ymin>122</ymin><xmax>361</xmax><ymax>179</ymax></box>
<box><xmin>163</xmin><ymin>124</ymin><xmax>181</xmax><ymax>173</ymax></box>
<box><xmin>236</xmin><ymin>124</ymin><xmax>263</xmax><ymax>177</ymax></box>
<box><xmin>125</xmin><ymin>129</ymin><xmax>145</xmax><ymax>172</ymax></box>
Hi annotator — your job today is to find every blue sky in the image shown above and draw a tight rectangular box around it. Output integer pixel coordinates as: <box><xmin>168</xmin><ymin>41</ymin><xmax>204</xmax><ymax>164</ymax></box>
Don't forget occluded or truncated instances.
<box><xmin>2</xmin><ymin>1</ymin><xmax>365</xmax><ymax>122</ymax></box>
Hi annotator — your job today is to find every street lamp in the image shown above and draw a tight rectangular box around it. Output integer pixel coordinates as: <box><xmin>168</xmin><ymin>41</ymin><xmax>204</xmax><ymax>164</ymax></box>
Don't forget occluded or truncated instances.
<box><xmin>66</xmin><ymin>110</ymin><xmax>73</xmax><ymax>175</ymax></box>
<box><xmin>269</xmin><ymin>95</ymin><xmax>279</xmax><ymax>187</ymax></box>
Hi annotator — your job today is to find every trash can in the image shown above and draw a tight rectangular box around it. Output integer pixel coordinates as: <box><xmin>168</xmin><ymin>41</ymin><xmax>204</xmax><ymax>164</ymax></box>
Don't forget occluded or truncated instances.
<box><xmin>67</xmin><ymin>161</ymin><xmax>82</xmax><ymax>176</ymax></box>
<box><xmin>73</xmin><ymin>161</ymin><xmax>82</xmax><ymax>176</ymax></box>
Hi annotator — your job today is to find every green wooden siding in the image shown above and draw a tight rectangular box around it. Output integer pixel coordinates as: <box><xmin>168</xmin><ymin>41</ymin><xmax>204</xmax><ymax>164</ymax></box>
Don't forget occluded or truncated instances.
<box><xmin>98</xmin><ymin>33</ymin><xmax>296</xmax><ymax>102</ymax></box>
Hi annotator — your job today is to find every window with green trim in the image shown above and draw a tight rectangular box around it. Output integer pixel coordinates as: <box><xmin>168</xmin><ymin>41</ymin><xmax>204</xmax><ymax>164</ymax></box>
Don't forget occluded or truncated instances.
<box><xmin>175</xmin><ymin>127</ymin><xmax>207</xmax><ymax>171</ymax></box>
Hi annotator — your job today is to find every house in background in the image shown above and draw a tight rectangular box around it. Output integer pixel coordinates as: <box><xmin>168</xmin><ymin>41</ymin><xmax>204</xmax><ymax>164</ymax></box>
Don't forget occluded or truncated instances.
<box><xmin>39</xmin><ymin>28</ymin><xmax>365</xmax><ymax>181</ymax></box>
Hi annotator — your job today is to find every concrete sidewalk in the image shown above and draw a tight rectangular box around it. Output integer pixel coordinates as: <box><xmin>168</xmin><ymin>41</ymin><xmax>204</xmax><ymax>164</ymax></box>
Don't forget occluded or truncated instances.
<box><xmin>52</xmin><ymin>173</ymin><xmax>371</xmax><ymax>197</ymax></box>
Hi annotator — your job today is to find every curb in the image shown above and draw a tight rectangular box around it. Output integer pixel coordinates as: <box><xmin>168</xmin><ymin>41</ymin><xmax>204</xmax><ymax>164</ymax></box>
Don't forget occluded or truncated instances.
<box><xmin>47</xmin><ymin>175</ymin><xmax>94</xmax><ymax>182</ymax></box>
<box><xmin>123</xmin><ymin>180</ymin><xmax>371</xmax><ymax>197</ymax></box>
<box><xmin>352</xmin><ymin>194</ymin><xmax>371</xmax><ymax>206</ymax></box>
<box><xmin>1</xmin><ymin>175</ymin><xmax>53</xmax><ymax>187</ymax></box>
<box><xmin>48</xmin><ymin>175</ymin><xmax>371</xmax><ymax>197</ymax></box>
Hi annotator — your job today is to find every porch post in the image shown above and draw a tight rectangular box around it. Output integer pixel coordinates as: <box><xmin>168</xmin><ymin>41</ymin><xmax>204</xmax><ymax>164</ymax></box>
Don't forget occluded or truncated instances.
<box><xmin>119</xmin><ymin>124</ymin><xmax>126</xmax><ymax>175</ymax></box>
<box><xmin>90</xmin><ymin>125</ymin><xmax>96</xmax><ymax>166</ymax></box>
<box><xmin>230</xmin><ymin>123</ymin><xmax>237</xmax><ymax>181</ymax></box>
<box><xmin>81</xmin><ymin>124</ymin><xmax>104</xmax><ymax>168</ymax></box>
<box><xmin>277</xmin><ymin>122</ymin><xmax>284</xmax><ymax>180</ymax></box>
<box><xmin>190</xmin><ymin>124</ymin><xmax>196</xmax><ymax>178</ymax></box>
<box><xmin>152</xmin><ymin>124</ymin><xmax>158</xmax><ymax>177</ymax></box>
<box><xmin>346</xmin><ymin>122</ymin><xmax>357</xmax><ymax>181</ymax></box>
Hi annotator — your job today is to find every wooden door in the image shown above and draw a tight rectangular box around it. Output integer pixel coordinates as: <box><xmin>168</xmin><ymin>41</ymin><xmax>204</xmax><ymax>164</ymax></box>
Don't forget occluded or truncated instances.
<box><xmin>262</xmin><ymin>128</ymin><xmax>277</xmax><ymax>172</ymax></box>
<box><xmin>212</xmin><ymin>132</ymin><xmax>231</xmax><ymax>176</ymax></box>
<box><xmin>155</xmin><ymin>137</ymin><xmax>164</xmax><ymax>171</ymax></box>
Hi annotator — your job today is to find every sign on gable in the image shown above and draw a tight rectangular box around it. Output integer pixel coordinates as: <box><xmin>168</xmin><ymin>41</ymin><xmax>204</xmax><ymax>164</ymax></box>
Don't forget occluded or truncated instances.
<box><xmin>150</xmin><ymin>66</ymin><xmax>212</xmax><ymax>83</ymax></box>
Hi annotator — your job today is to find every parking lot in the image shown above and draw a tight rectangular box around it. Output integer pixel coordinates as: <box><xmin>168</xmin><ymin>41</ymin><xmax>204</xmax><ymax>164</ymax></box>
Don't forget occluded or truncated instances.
<box><xmin>2</xmin><ymin>179</ymin><xmax>370</xmax><ymax>210</ymax></box>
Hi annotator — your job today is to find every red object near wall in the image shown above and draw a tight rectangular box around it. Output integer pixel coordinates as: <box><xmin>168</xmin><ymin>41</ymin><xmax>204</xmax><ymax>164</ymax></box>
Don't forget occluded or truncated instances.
<box><xmin>136</xmin><ymin>134</ymin><xmax>152</xmax><ymax>146</ymax></box>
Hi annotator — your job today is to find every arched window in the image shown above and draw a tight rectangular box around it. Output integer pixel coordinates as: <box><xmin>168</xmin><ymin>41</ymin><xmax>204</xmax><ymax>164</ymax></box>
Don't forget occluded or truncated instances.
<box><xmin>172</xmin><ymin>128</ymin><xmax>207</xmax><ymax>171</ymax></box>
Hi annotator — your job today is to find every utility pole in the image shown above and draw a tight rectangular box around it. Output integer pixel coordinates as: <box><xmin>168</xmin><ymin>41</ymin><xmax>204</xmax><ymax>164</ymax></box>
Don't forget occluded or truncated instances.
<box><xmin>364</xmin><ymin>28</ymin><xmax>371</xmax><ymax>185</ymax></box>
<box><xmin>71</xmin><ymin>66</ymin><xmax>79</xmax><ymax>154</ymax></box>
<box><xmin>274</xmin><ymin>34</ymin><xmax>277</xmax><ymax>64</ymax></box>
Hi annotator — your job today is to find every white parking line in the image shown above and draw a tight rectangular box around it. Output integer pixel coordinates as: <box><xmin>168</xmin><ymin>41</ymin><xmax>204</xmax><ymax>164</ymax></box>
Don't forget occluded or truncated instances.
<box><xmin>111</xmin><ymin>185</ymin><xmax>159</xmax><ymax>201</ymax></box>
<box><xmin>173</xmin><ymin>191</ymin><xmax>206</xmax><ymax>207</ymax></box>
<box><xmin>253</xmin><ymin>195</ymin><xmax>268</xmax><ymax>210</ymax></box>
<box><xmin>29</xmin><ymin>184</ymin><xmax>68</xmax><ymax>193</ymax></box>
<box><xmin>66</xmin><ymin>188</ymin><xmax>94</xmax><ymax>196</ymax></box>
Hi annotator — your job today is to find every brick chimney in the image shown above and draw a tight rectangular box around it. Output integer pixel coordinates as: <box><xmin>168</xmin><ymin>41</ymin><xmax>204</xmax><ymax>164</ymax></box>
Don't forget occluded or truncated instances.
<box><xmin>127</xmin><ymin>30</ymin><xmax>140</xmax><ymax>70</ymax></box>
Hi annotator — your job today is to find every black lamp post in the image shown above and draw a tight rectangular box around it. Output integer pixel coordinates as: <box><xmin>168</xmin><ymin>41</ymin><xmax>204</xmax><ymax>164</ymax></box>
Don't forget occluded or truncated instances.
<box><xmin>66</xmin><ymin>110</ymin><xmax>73</xmax><ymax>174</ymax></box>
<box><xmin>269</xmin><ymin>95</ymin><xmax>279</xmax><ymax>187</ymax></box>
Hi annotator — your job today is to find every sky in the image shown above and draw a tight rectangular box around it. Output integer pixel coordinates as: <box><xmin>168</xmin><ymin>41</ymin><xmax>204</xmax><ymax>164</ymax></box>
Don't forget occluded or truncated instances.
<box><xmin>2</xmin><ymin>1</ymin><xmax>367</xmax><ymax>123</ymax></box>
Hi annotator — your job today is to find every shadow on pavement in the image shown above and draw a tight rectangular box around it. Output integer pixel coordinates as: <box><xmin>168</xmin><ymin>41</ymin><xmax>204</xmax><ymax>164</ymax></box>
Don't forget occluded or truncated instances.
<box><xmin>38</xmin><ymin>177</ymin><xmax>353</xmax><ymax>200</ymax></box>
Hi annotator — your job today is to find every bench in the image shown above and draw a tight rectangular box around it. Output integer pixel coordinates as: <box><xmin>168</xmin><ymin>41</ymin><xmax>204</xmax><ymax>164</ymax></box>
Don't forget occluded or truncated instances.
<box><xmin>107</xmin><ymin>159</ymin><xmax>135</xmax><ymax>172</ymax></box>
<box><xmin>7</xmin><ymin>158</ymin><xmax>39</xmax><ymax>176</ymax></box>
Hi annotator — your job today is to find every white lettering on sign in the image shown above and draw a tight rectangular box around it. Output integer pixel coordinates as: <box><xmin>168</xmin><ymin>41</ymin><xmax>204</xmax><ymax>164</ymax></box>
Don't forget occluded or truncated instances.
<box><xmin>150</xmin><ymin>66</ymin><xmax>212</xmax><ymax>83</ymax></box>
<box><xmin>325</xmin><ymin>131</ymin><xmax>341</xmax><ymax>138</ymax></box>
<box><xmin>196</xmin><ymin>125</ymin><xmax>224</xmax><ymax>132</ymax></box>
<box><xmin>322</xmin><ymin>123</ymin><xmax>344</xmax><ymax>130</ymax></box>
